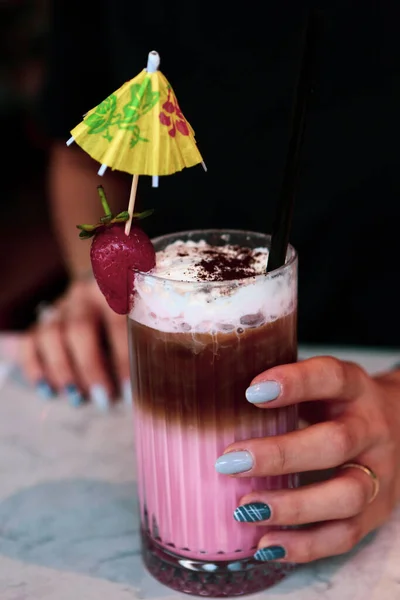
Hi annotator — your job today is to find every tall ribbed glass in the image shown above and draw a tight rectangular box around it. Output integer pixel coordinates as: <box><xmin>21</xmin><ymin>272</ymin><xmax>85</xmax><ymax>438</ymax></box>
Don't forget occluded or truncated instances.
<box><xmin>128</xmin><ymin>230</ymin><xmax>298</xmax><ymax>596</ymax></box>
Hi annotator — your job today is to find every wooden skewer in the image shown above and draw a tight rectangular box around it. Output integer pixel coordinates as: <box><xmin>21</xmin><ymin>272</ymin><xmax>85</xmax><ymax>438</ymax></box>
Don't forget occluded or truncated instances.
<box><xmin>125</xmin><ymin>174</ymin><xmax>139</xmax><ymax>236</ymax></box>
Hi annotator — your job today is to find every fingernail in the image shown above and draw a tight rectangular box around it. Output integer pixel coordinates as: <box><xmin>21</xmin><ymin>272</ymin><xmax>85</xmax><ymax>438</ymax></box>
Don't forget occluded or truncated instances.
<box><xmin>245</xmin><ymin>381</ymin><xmax>281</xmax><ymax>404</ymax></box>
<box><xmin>36</xmin><ymin>379</ymin><xmax>55</xmax><ymax>400</ymax></box>
<box><xmin>64</xmin><ymin>384</ymin><xmax>84</xmax><ymax>407</ymax></box>
<box><xmin>234</xmin><ymin>502</ymin><xmax>271</xmax><ymax>522</ymax></box>
<box><xmin>90</xmin><ymin>385</ymin><xmax>110</xmax><ymax>412</ymax></box>
<box><xmin>254</xmin><ymin>546</ymin><xmax>286</xmax><ymax>561</ymax></box>
<box><xmin>122</xmin><ymin>379</ymin><xmax>132</xmax><ymax>405</ymax></box>
<box><xmin>215</xmin><ymin>451</ymin><xmax>253</xmax><ymax>475</ymax></box>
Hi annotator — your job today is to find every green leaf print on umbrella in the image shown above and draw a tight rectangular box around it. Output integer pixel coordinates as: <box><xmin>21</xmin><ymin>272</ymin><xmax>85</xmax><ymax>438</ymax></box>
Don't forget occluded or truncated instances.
<box><xmin>68</xmin><ymin>49</ymin><xmax>205</xmax><ymax>187</ymax></box>
<box><xmin>120</xmin><ymin>80</ymin><xmax>160</xmax><ymax>128</ymax></box>
<box><xmin>84</xmin><ymin>94</ymin><xmax>119</xmax><ymax>142</ymax></box>
<box><xmin>84</xmin><ymin>79</ymin><xmax>160</xmax><ymax>147</ymax></box>
<box><xmin>128</xmin><ymin>125</ymin><xmax>149</xmax><ymax>148</ymax></box>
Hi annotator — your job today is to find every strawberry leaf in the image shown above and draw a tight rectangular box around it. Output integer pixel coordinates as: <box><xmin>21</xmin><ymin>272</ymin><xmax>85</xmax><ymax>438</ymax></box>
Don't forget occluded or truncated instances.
<box><xmin>133</xmin><ymin>209</ymin><xmax>154</xmax><ymax>220</ymax></box>
<box><xmin>115</xmin><ymin>211</ymin><xmax>130</xmax><ymax>220</ymax></box>
<box><xmin>79</xmin><ymin>230</ymin><xmax>95</xmax><ymax>239</ymax></box>
<box><xmin>77</xmin><ymin>224</ymin><xmax>97</xmax><ymax>232</ymax></box>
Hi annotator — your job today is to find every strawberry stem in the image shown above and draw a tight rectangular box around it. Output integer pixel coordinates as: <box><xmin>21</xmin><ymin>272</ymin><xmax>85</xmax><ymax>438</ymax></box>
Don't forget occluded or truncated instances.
<box><xmin>97</xmin><ymin>185</ymin><xmax>112</xmax><ymax>216</ymax></box>
<box><xmin>77</xmin><ymin>188</ymin><xmax>153</xmax><ymax>240</ymax></box>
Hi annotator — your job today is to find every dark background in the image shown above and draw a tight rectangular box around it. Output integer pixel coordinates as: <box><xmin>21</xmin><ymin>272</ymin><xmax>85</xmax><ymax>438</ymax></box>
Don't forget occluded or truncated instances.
<box><xmin>0</xmin><ymin>0</ymin><xmax>67</xmax><ymax>331</ymax></box>
<box><xmin>1</xmin><ymin>1</ymin><xmax>399</xmax><ymax>347</ymax></box>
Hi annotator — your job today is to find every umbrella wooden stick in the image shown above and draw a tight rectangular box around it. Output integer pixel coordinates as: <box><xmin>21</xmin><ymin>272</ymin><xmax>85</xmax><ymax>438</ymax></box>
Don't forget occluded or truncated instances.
<box><xmin>125</xmin><ymin>174</ymin><xmax>140</xmax><ymax>236</ymax></box>
<box><xmin>125</xmin><ymin>51</ymin><xmax>160</xmax><ymax>236</ymax></box>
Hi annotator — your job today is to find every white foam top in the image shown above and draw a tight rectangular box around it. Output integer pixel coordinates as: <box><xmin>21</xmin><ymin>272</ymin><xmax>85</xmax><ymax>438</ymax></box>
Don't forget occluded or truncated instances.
<box><xmin>129</xmin><ymin>240</ymin><xmax>297</xmax><ymax>333</ymax></box>
<box><xmin>153</xmin><ymin>240</ymin><xmax>270</xmax><ymax>281</ymax></box>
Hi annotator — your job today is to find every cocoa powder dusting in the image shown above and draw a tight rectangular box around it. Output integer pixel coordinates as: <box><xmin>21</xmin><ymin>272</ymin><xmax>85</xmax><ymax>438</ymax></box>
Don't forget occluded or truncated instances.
<box><xmin>195</xmin><ymin>245</ymin><xmax>258</xmax><ymax>281</ymax></box>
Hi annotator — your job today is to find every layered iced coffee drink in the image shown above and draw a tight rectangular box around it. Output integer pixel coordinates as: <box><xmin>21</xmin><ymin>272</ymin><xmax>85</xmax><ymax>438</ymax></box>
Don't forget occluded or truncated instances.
<box><xmin>128</xmin><ymin>230</ymin><xmax>298</xmax><ymax>596</ymax></box>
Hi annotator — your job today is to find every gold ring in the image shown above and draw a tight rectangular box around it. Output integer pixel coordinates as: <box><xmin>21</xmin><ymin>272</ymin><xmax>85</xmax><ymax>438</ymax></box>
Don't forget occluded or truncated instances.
<box><xmin>339</xmin><ymin>462</ymin><xmax>380</xmax><ymax>503</ymax></box>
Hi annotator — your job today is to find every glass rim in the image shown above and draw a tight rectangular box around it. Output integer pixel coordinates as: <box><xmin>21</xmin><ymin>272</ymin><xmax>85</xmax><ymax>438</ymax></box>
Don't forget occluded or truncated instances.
<box><xmin>131</xmin><ymin>228</ymin><xmax>298</xmax><ymax>286</ymax></box>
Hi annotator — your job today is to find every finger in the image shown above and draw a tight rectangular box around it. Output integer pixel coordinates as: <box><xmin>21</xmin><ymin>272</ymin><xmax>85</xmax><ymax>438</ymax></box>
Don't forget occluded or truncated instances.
<box><xmin>246</xmin><ymin>356</ymin><xmax>368</xmax><ymax>407</ymax></box>
<box><xmin>0</xmin><ymin>333</ymin><xmax>23</xmax><ymax>363</ymax></box>
<box><xmin>253</xmin><ymin>509</ymin><xmax>377</xmax><ymax>564</ymax></box>
<box><xmin>235</xmin><ymin>468</ymin><xmax>374</xmax><ymax>526</ymax></box>
<box><xmin>65</xmin><ymin>315</ymin><xmax>114</xmax><ymax>411</ymax></box>
<box><xmin>103</xmin><ymin>307</ymin><xmax>130</xmax><ymax>400</ymax></box>
<box><xmin>217</xmin><ymin>414</ymin><xmax>373</xmax><ymax>475</ymax></box>
<box><xmin>19</xmin><ymin>333</ymin><xmax>55</xmax><ymax>400</ymax></box>
<box><xmin>36</xmin><ymin>323</ymin><xmax>76</xmax><ymax>389</ymax></box>
<box><xmin>36</xmin><ymin>322</ymin><xmax>86</xmax><ymax>406</ymax></box>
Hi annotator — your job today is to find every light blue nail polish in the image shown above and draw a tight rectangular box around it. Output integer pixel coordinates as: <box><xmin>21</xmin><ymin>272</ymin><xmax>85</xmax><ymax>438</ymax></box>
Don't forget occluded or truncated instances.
<box><xmin>215</xmin><ymin>451</ymin><xmax>253</xmax><ymax>475</ymax></box>
<box><xmin>90</xmin><ymin>385</ymin><xmax>110</xmax><ymax>412</ymax></box>
<box><xmin>202</xmin><ymin>563</ymin><xmax>218</xmax><ymax>572</ymax></box>
<box><xmin>234</xmin><ymin>502</ymin><xmax>271</xmax><ymax>522</ymax></box>
<box><xmin>122</xmin><ymin>379</ymin><xmax>132</xmax><ymax>405</ymax></box>
<box><xmin>227</xmin><ymin>561</ymin><xmax>244</xmax><ymax>572</ymax></box>
<box><xmin>64</xmin><ymin>384</ymin><xmax>84</xmax><ymax>407</ymax></box>
<box><xmin>245</xmin><ymin>381</ymin><xmax>281</xmax><ymax>404</ymax></box>
<box><xmin>254</xmin><ymin>546</ymin><xmax>286</xmax><ymax>561</ymax></box>
<box><xmin>36</xmin><ymin>379</ymin><xmax>55</xmax><ymax>400</ymax></box>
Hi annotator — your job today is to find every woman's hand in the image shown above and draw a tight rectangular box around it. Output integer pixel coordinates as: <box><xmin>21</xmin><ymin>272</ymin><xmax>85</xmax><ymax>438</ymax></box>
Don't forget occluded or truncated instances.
<box><xmin>215</xmin><ymin>357</ymin><xmax>400</xmax><ymax>563</ymax></box>
<box><xmin>19</xmin><ymin>278</ymin><xmax>130</xmax><ymax>410</ymax></box>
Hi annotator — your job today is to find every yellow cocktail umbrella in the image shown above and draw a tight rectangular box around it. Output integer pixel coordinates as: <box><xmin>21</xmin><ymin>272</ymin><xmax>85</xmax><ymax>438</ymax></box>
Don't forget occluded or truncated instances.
<box><xmin>67</xmin><ymin>51</ymin><xmax>205</xmax><ymax>233</ymax></box>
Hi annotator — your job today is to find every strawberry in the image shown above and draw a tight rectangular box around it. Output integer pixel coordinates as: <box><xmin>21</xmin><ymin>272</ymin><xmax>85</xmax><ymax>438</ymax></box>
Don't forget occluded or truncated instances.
<box><xmin>77</xmin><ymin>186</ymin><xmax>156</xmax><ymax>315</ymax></box>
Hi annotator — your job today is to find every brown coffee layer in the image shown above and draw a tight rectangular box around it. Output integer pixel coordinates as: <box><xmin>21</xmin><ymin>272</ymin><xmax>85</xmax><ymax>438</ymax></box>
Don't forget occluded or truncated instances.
<box><xmin>128</xmin><ymin>313</ymin><xmax>297</xmax><ymax>429</ymax></box>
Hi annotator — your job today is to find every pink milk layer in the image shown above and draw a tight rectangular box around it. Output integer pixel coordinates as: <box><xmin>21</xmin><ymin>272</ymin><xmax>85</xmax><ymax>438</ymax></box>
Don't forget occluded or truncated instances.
<box><xmin>133</xmin><ymin>406</ymin><xmax>297</xmax><ymax>562</ymax></box>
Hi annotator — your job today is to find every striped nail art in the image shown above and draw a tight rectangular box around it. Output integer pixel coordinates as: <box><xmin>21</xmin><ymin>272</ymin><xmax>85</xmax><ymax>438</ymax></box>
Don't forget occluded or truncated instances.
<box><xmin>233</xmin><ymin>502</ymin><xmax>271</xmax><ymax>522</ymax></box>
<box><xmin>254</xmin><ymin>546</ymin><xmax>286</xmax><ymax>561</ymax></box>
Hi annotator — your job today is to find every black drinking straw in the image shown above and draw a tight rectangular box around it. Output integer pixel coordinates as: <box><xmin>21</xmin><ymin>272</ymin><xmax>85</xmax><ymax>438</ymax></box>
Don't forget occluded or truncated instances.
<box><xmin>266</xmin><ymin>10</ymin><xmax>319</xmax><ymax>273</ymax></box>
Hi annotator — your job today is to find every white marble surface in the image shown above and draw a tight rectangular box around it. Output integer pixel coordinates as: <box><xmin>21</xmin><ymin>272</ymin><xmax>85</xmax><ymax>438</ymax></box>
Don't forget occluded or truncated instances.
<box><xmin>0</xmin><ymin>343</ymin><xmax>400</xmax><ymax>599</ymax></box>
